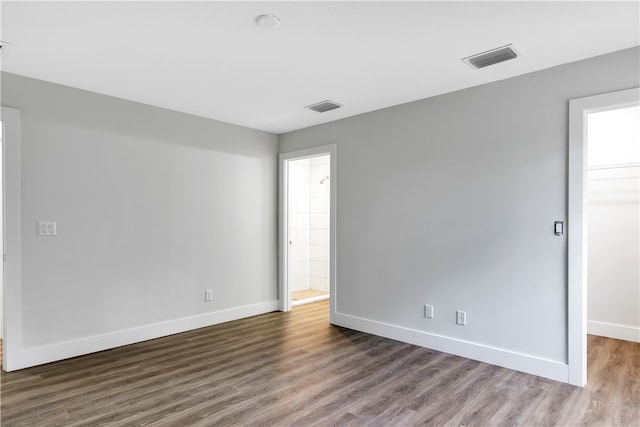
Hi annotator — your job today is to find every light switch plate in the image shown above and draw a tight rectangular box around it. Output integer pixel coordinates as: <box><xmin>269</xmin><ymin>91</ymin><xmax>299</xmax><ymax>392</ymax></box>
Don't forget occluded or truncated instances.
<box><xmin>38</xmin><ymin>221</ymin><xmax>57</xmax><ymax>236</ymax></box>
<box><xmin>554</xmin><ymin>221</ymin><xmax>564</xmax><ymax>236</ymax></box>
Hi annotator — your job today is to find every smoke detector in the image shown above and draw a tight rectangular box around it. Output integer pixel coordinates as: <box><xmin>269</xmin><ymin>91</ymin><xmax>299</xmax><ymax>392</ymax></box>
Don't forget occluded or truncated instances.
<box><xmin>462</xmin><ymin>44</ymin><xmax>520</xmax><ymax>69</ymax></box>
<box><xmin>305</xmin><ymin>100</ymin><xmax>342</xmax><ymax>113</ymax></box>
<box><xmin>255</xmin><ymin>14</ymin><xmax>280</xmax><ymax>29</ymax></box>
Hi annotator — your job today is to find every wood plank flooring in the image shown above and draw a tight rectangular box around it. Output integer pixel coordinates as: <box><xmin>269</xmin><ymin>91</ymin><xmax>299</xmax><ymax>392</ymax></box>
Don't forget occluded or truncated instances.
<box><xmin>1</xmin><ymin>301</ymin><xmax>638</xmax><ymax>426</ymax></box>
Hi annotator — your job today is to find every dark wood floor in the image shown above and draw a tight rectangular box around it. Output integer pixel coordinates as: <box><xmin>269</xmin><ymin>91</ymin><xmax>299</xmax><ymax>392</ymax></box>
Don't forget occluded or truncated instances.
<box><xmin>1</xmin><ymin>301</ymin><xmax>638</xmax><ymax>426</ymax></box>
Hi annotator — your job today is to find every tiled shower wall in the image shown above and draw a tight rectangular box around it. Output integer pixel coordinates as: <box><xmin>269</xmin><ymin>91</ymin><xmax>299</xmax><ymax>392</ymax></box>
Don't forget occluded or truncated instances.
<box><xmin>290</xmin><ymin>155</ymin><xmax>330</xmax><ymax>293</ymax></box>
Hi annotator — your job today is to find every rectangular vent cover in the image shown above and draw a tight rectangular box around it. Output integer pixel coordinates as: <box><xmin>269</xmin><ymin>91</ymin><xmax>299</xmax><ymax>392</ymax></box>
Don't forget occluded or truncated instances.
<box><xmin>305</xmin><ymin>100</ymin><xmax>342</xmax><ymax>113</ymax></box>
<box><xmin>462</xmin><ymin>44</ymin><xmax>519</xmax><ymax>69</ymax></box>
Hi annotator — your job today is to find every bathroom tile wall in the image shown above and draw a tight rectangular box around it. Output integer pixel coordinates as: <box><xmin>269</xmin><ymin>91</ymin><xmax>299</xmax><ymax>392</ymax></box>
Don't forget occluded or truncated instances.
<box><xmin>309</xmin><ymin>155</ymin><xmax>330</xmax><ymax>293</ymax></box>
<box><xmin>290</xmin><ymin>158</ymin><xmax>310</xmax><ymax>292</ymax></box>
<box><xmin>289</xmin><ymin>155</ymin><xmax>330</xmax><ymax>293</ymax></box>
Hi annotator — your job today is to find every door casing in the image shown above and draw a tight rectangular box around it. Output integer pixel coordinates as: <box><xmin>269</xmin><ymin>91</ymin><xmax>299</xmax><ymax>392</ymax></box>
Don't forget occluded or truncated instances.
<box><xmin>2</xmin><ymin>106</ymin><xmax>22</xmax><ymax>372</ymax></box>
<box><xmin>567</xmin><ymin>87</ymin><xmax>639</xmax><ymax>386</ymax></box>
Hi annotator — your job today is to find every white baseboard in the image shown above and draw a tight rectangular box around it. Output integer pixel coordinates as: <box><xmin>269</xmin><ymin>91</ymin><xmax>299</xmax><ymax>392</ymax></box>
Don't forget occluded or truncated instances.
<box><xmin>291</xmin><ymin>294</ymin><xmax>330</xmax><ymax>306</ymax></box>
<box><xmin>14</xmin><ymin>300</ymin><xmax>279</xmax><ymax>371</ymax></box>
<box><xmin>588</xmin><ymin>320</ymin><xmax>640</xmax><ymax>342</ymax></box>
<box><xmin>333</xmin><ymin>312</ymin><xmax>569</xmax><ymax>383</ymax></box>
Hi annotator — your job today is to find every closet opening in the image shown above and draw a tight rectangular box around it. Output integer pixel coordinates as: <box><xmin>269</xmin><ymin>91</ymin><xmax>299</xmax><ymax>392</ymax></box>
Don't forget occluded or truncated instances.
<box><xmin>586</xmin><ymin>105</ymin><xmax>639</xmax><ymax>341</ymax></box>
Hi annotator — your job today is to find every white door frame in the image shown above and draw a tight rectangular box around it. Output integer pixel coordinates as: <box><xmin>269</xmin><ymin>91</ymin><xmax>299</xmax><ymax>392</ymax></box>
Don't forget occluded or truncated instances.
<box><xmin>1</xmin><ymin>106</ymin><xmax>22</xmax><ymax>372</ymax></box>
<box><xmin>279</xmin><ymin>144</ymin><xmax>336</xmax><ymax>322</ymax></box>
<box><xmin>567</xmin><ymin>87</ymin><xmax>639</xmax><ymax>386</ymax></box>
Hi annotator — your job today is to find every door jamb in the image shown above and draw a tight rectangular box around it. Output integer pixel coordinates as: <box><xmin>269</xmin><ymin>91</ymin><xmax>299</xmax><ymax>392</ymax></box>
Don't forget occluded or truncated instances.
<box><xmin>1</xmin><ymin>106</ymin><xmax>22</xmax><ymax>372</ymax></box>
<box><xmin>567</xmin><ymin>87</ymin><xmax>639</xmax><ymax>386</ymax></box>
<box><xmin>279</xmin><ymin>144</ymin><xmax>336</xmax><ymax>323</ymax></box>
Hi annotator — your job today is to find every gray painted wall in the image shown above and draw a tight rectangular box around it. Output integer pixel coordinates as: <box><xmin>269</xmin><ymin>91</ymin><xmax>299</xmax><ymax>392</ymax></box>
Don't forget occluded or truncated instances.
<box><xmin>279</xmin><ymin>47</ymin><xmax>640</xmax><ymax>364</ymax></box>
<box><xmin>2</xmin><ymin>72</ymin><xmax>278</xmax><ymax>350</ymax></box>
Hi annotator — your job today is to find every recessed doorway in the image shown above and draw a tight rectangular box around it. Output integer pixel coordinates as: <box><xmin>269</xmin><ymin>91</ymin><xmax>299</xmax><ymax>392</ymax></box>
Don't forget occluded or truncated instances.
<box><xmin>279</xmin><ymin>145</ymin><xmax>336</xmax><ymax>319</ymax></box>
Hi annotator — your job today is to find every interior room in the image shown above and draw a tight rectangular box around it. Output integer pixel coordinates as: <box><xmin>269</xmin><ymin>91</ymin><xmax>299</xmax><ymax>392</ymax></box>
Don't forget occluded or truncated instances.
<box><xmin>0</xmin><ymin>1</ymin><xmax>638</xmax><ymax>425</ymax></box>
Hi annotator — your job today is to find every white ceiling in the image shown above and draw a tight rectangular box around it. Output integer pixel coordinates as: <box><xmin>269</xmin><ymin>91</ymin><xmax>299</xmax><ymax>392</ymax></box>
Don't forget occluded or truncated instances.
<box><xmin>1</xmin><ymin>1</ymin><xmax>639</xmax><ymax>134</ymax></box>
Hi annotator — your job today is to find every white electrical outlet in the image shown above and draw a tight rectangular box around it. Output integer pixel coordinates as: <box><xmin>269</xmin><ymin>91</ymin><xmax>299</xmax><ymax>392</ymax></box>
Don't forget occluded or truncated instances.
<box><xmin>424</xmin><ymin>304</ymin><xmax>434</xmax><ymax>319</ymax></box>
<box><xmin>456</xmin><ymin>310</ymin><xmax>467</xmax><ymax>326</ymax></box>
<box><xmin>205</xmin><ymin>289</ymin><xmax>213</xmax><ymax>302</ymax></box>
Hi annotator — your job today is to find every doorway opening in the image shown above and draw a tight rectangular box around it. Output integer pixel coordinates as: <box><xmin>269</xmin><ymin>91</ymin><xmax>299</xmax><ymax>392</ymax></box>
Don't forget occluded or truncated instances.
<box><xmin>586</xmin><ymin>105</ymin><xmax>639</xmax><ymax>343</ymax></box>
<box><xmin>568</xmin><ymin>87</ymin><xmax>639</xmax><ymax>386</ymax></box>
<box><xmin>288</xmin><ymin>155</ymin><xmax>330</xmax><ymax>306</ymax></box>
<box><xmin>279</xmin><ymin>145</ymin><xmax>336</xmax><ymax>319</ymax></box>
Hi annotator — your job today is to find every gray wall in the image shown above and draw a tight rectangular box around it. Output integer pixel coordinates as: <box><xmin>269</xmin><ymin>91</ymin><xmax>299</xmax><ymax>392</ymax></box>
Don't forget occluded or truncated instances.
<box><xmin>2</xmin><ymin>72</ymin><xmax>278</xmax><ymax>350</ymax></box>
<box><xmin>279</xmin><ymin>47</ymin><xmax>640</xmax><ymax>364</ymax></box>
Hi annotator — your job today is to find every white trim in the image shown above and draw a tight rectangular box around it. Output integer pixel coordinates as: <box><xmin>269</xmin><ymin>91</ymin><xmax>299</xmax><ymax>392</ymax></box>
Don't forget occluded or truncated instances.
<box><xmin>1</xmin><ymin>107</ymin><xmax>22</xmax><ymax>372</ymax></box>
<box><xmin>587</xmin><ymin>321</ymin><xmax>640</xmax><ymax>343</ymax></box>
<box><xmin>12</xmin><ymin>300</ymin><xmax>278</xmax><ymax>371</ymax></box>
<box><xmin>279</xmin><ymin>144</ymin><xmax>337</xmax><ymax>324</ymax></box>
<box><xmin>291</xmin><ymin>294</ymin><xmax>330</xmax><ymax>307</ymax></box>
<box><xmin>333</xmin><ymin>312</ymin><xmax>568</xmax><ymax>383</ymax></box>
<box><xmin>278</xmin><ymin>153</ymin><xmax>291</xmax><ymax>312</ymax></box>
<box><xmin>568</xmin><ymin>87</ymin><xmax>640</xmax><ymax>386</ymax></box>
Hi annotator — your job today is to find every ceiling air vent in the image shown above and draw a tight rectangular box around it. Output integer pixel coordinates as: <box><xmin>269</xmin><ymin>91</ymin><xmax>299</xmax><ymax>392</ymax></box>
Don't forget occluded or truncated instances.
<box><xmin>305</xmin><ymin>100</ymin><xmax>342</xmax><ymax>113</ymax></box>
<box><xmin>462</xmin><ymin>44</ymin><xmax>520</xmax><ymax>70</ymax></box>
